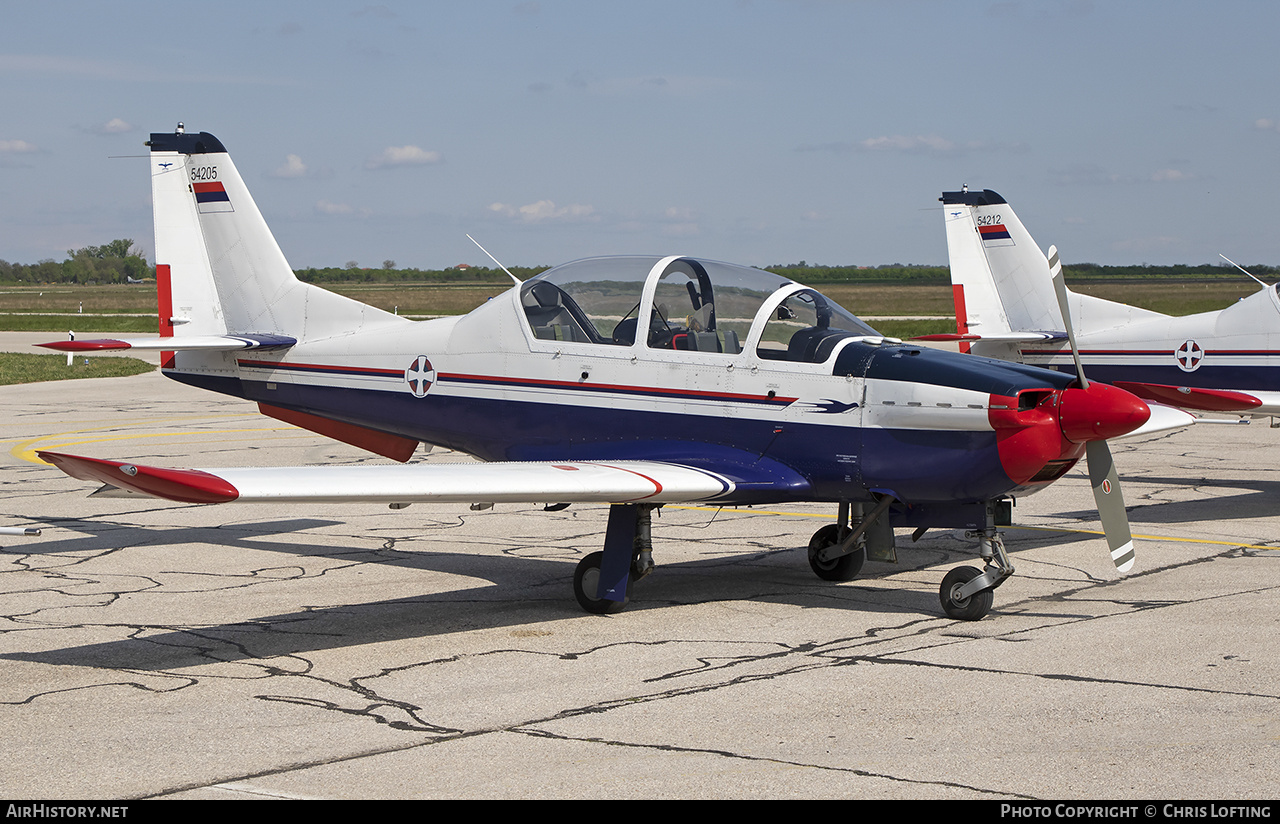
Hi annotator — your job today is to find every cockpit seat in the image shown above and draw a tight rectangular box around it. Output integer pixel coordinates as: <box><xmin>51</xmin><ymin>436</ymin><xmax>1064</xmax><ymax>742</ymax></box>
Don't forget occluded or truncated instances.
<box><xmin>525</xmin><ymin>281</ymin><xmax>571</xmax><ymax>331</ymax></box>
<box><xmin>689</xmin><ymin>332</ymin><xmax>721</xmax><ymax>353</ymax></box>
<box><xmin>612</xmin><ymin>317</ymin><xmax>638</xmax><ymax>345</ymax></box>
<box><xmin>787</xmin><ymin>327</ymin><xmax>847</xmax><ymax>363</ymax></box>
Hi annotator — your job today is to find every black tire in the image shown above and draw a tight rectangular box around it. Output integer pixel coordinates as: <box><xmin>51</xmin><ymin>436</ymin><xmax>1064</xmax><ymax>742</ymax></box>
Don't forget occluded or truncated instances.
<box><xmin>939</xmin><ymin>565</ymin><xmax>993</xmax><ymax>621</ymax></box>
<box><xmin>807</xmin><ymin>524</ymin><xmax>865</xmax><ymax>582</ymax></box>
<box><xmin>573</xmin><ymin>551</ymin><xmax>628</xmax><ymax>614</ymax></box>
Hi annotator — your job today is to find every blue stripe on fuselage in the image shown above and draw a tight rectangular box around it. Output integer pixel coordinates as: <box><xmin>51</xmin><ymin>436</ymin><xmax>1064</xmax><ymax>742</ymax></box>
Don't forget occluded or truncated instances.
<box><xmin>165</xmin><ymin>370</ymin><xmax>1019</xmax><ymax>507</ymax></box>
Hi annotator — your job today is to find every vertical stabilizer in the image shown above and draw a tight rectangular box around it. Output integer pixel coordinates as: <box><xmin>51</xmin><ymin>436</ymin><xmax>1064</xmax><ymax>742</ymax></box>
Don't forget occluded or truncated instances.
<box><xmin>941</xmin><ymin>189</ymin><xmax>1169</xmax><ymax>356</ymax></box>
<box><xmin>147</xmin><ymin>128</ymin><xmax>404</xmax><ymax>345</ymax></box>
<box><xmin>150</xmin><ymin>134</ymin><xmax>227</xmax><ymax>340</ymax></box>
<box><xmin>941</xmin><ymin>189</ymin><xmax>1063</xmax><ymax>336</ymax></box>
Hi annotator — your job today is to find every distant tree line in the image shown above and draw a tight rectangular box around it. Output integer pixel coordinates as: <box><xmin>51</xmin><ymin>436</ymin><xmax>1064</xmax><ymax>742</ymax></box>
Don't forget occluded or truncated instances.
<box><xmin>292</xmin><ymin>265</ymin><xmax>542</xmax><ymax>284</ymax></box>
<box><xmin>1</xmin><ymin>242</ymin><xmax>1276</xmax><ymax>286</ymax></box>
<box><xmin>0</xmin><ymin>239</ymin><xmax>150</xmax><ymax>284</ymax></box>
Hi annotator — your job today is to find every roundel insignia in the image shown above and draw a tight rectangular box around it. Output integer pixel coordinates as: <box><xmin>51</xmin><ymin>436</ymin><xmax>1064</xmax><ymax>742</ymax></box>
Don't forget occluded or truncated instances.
<box><xmin>1174</xmin><ymin>339</ymin><xmax>1204</xmax><ymax>372</ymax></box>
<box><xmin>405</xmin><ymin>355</ymin><xmax>436</xmax><ymax>398</ymax></box>
<box><xmin>1101</xmin><ymin>479</ymin><xmax>1112</xmax><ymax>495</ymax></box>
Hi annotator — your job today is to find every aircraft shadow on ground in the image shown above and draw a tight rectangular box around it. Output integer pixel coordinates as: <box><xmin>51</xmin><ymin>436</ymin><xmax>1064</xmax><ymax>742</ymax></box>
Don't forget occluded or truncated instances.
<box><xmin>2</xmin><ymin>518</ymin><xmax>976</xmax><ymax>670</ymax></box>
<box><xmin>1054</xmin><ymin>475</ymin><xmax>1280</xmax><ymax>527</ymax></box>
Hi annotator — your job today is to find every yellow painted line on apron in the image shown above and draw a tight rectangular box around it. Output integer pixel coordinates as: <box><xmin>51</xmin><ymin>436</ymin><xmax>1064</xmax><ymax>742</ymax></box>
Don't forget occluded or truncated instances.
<box><xmin>11</xmin><ymin>427</ymin><xmax>301</xmax><ymax>465</ymax></box>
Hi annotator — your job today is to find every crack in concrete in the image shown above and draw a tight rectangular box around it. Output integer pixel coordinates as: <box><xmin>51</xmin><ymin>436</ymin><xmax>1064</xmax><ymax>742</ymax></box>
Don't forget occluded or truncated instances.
<box><xmin>114</xmin><ymin>540</ymin><xmax>1276</xmax><ymax>799</ymax></box>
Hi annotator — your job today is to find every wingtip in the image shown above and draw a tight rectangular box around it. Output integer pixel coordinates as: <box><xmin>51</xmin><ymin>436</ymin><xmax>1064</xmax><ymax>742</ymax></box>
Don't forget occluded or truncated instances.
<box><xmin>37</xmin><ymin>450</ymin><xmax>239</xmax><ymax>504</ymax></box>
<box><xmin>36</xmin><ymin>340</ymin><xmax>130</xmax><ymax>352</ymax></box>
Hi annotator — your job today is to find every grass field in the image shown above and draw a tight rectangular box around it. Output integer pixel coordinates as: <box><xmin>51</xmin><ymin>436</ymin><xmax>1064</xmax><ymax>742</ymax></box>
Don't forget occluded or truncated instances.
<box><xmin>0</xmin><ymin>352</ymin><xmax>154</xmax><ymax>386</ymax></box>
<box><xmin>0</xmin><ymin>277</ymin><xmax>1263</xmax><ymax>333</ymax></box>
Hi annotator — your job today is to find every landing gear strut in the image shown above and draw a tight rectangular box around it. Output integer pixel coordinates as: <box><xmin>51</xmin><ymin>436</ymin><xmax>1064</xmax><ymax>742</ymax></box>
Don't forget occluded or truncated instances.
<box><xmin>572</xmin><ymin>503</ymin><xmax>656</xmax><ymax>614</ymax></box>
<box><xmin>807</xmin><ymin>523</ymin><xmax>864</xmax><ymax>581</ymax></box>
<box><xmin>807</xmin><ymin>497</ymin><xmax>895</xmax><ymax>582</ymax></box>
<box><xmin>939</xmin><ymin>503</ymin><xmax>1013</xmax><ymax>621</ymax></box>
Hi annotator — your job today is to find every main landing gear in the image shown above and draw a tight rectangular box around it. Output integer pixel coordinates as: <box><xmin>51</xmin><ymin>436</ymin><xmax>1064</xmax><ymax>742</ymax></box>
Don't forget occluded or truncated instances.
<box><xmin>571</xmin><ymin>499</ymin><xmax>1013</xmax><ymax>621</ymax></box>
<box><xmin>806</xmin><ymin>498</ymin><xmax>894</xmax><ymax>582</ymax></box>
<box><xmin>572</xmin><ymin>503</ymin><xmax>656</xmax><ymax>615</ymax></box>
<box><xmin>807</xmin><ymin>498</ymin><xmax>1013</xmax><ymax>622</ymax></box>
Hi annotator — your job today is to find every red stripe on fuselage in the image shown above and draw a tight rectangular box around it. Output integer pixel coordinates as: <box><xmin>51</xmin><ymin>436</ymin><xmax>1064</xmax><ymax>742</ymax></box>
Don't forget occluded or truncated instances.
<box><xmin>443</xmin><ymin>372</ymin><xmax>797</xmax><ymax>405</ymax></box>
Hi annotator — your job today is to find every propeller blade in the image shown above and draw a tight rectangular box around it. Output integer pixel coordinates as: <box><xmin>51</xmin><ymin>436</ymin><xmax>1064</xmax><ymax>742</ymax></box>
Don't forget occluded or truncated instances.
<box><xmin>1085</xmin><ymin>440</ymin><xmax>1135</xmax><ymax>573</ymax></box>
<box><xmin>1051</xmin><ymin>244</ymin><xmax>1135</xmax><ymax>572</ymax></box>
<box><xmin>1048</xmin><ymin>245</ymin><xmax>1089</xmax><ymax>389</ymax></box>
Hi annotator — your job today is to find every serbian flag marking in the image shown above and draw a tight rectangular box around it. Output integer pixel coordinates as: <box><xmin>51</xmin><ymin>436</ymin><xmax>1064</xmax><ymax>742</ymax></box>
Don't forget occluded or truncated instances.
<box><xmin>979</xmin><ymin>223</ymin><xmax>1014</xmax><ymax>247</ymax></box>
<box><xmin>194</xmin><ymin>181</ymin><xmax>234</xmax><ymax>213</ymax></box>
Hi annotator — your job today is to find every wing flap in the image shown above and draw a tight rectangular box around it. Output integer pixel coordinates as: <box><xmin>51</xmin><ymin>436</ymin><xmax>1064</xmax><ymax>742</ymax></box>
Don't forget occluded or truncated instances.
<box><xmin>37</xmin><ymin>451</ymin><xmax>737</xmax><ymax>505</ymax></box>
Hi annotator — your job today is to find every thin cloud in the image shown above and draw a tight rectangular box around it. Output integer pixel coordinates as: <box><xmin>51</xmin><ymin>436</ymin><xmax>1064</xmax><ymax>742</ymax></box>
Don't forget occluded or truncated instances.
<box><xmin>316</xmin><ymin>199</ymin><xmax>355</xmax><ymax>215</ymax></box>
<box><xmin>0</xmin><ymin>139</ymin><xmax>37</xmax><ymax>153</ymax></box>
<box><xmin>858</xmin><ymin>135</ymin><xmax>956</xmax><ymax>153</ymax></box>
<box><xmin>796</xmin><ymin>135</ymin><xmax>1022</xmax><ymax>156</ymax></box>
<box><xmin>489</xmin><ymin>200</ymin><xmax>596</xmax><ymax>224</ymax></box>
<box><xmin>352</xmin><ymin>4</ymin><xmax>396</xmax><ymax>18</ymax></box>
<box><xmin>100</xmin><ymin>118</ymin><xmax>132</xmax><ymax>134</ymax></box>
<box><xmin>270</xmin><ymin>154</ymin><xmax>309</xmax><ymax>178</ymax></box>
<box><xmin>365</xmin><ymin>145</ymin><xmax>442</xmax><ymax>169</ymax></box>
<box><xmin>0</xmin><ymin>54</ymin><xmax>295</xmax><ymax>86</ymax></box>
<box><xmin>563</xmin><ymin>73</ymin><xmax>731</xmax><ymax>97</ymax></box>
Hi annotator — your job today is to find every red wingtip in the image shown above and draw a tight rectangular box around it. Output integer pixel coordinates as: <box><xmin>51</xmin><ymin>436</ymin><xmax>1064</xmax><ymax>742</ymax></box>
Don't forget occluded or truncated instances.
<box><xmin>1112</xmin><ymin>381</ymin><xmax>1262</xmax><ymax>413</ymax></box>
<box><xmin>36</xmin><ymin>340</ymin><xmax>130</xmax><ymax>352</ymax></box>
<box><xmin>37</xmin><ymin>451</ymin><xmax>238</xmax><ymax>503</ymax></box>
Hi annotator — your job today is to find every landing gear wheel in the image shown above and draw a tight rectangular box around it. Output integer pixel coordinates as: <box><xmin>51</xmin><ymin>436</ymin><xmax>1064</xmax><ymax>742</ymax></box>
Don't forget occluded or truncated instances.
<box><xmin>807</xmin><ymin>524</ymin><xmax>865</xmax><ymax>582</ymax></box>
<box><xmin>939</xmin><ymin>565</ymin><xmax>994</xmax><ymax>621</ymax></box>
<box><xmin>573</xmin><ymin>551</ymin><xmax>628</xmax><ymax>615</ymax></box>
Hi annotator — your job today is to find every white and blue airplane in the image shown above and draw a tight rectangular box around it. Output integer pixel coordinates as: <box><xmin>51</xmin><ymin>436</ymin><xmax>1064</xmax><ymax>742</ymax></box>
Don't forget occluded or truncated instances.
<box><xmin>934</xmin><ymin>187</ymin><xmax>1280</xmax><ymax>417</ymax></box>
<box><xmin>34</xmin><ymin>128</ymin><xmax>1171</xmax><ymax>621</ymax></box>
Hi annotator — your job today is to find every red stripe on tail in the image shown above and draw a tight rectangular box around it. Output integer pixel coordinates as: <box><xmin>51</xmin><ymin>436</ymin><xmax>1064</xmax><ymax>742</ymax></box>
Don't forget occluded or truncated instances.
<box><xmin>952</xmin><ymin>284</ymin><xmax>971</xmax><ymax>354</ymax></box>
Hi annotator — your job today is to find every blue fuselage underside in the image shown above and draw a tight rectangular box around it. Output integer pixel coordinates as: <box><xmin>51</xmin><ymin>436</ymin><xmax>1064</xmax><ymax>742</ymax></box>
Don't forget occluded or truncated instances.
<box><xmin>169</xmin><ymin>372</ymin><xmax>1015</xmax><ymax>512</ymax></box>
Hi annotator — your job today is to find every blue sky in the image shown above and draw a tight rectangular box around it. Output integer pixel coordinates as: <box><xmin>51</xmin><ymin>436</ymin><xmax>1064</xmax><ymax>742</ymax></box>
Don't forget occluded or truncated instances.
<box><xmin>3</xmin><ymin>0</ymin><xmax>1279</xmax><ymax>271</ymax></box>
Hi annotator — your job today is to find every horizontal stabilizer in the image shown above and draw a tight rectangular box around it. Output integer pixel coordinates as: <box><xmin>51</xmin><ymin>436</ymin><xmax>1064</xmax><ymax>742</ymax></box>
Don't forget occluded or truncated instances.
<box><xmin>37</xmin><ymin>451</ymin><xmax>738</xmax><ymax>505</ymax></box>
<box><xmin>37</xmin><ymin>334</ymin><xmax>296</xmax><ymax>353</ymax></box>
<box><xmin>1112</xmin><ymin>381</ymin><xmax>1263</xmax><ymax>413</ymax></box>
<box><xmin>912</xmin><ymin>331</ymin><xmax>1067</xmax><ymax>343</ymax></box>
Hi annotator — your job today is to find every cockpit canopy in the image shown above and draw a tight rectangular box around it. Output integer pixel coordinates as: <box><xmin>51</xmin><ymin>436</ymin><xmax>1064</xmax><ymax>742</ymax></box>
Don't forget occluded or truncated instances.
<box><xmin>519</xmin><ymin>256</ymin><xmax>879</xmax><ymax>363</ymax></box>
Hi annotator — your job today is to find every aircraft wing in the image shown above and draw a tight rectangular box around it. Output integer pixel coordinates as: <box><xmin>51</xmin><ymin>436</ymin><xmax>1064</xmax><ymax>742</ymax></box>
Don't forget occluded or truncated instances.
<box><xmin>1111</xmin><ymin>381</ymin><xmax>1263</xmax><ymax>413</ymax></box>
<box><xmin>37</xmin><ymin>451</ymin><xmax>740</xmax><ymax>505</ymax></box>
<box><xmin>36</xmin><ymin>334</ymin><xmax>296</xmax><ymax>353</ymax></box>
